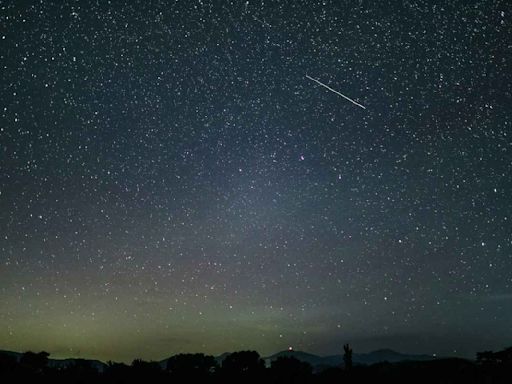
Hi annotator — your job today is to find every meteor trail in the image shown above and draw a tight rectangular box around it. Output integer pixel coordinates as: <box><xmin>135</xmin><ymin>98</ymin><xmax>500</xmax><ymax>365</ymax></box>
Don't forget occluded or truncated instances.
<box><xmin>306</xmin><ymin>74</ymin><xmax>366</xmax><ymax>110</ymax></box>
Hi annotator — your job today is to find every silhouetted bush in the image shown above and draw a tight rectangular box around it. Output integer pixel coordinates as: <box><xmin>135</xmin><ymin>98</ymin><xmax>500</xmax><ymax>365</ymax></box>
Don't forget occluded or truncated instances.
<box><xmin>221</xmin><ymin>350</ymin><xmax>265</xmax><ymax>382</ymax></box>
<box><xmin>2</xmin><ymin>346</ymin><xmax>512</xmax><ymax>384</ymax></box>
<box><xmin>270</xmin><ymin>356</ymin><xmax>313</xmax><ymax>384</ymax></box>
<box><xmin>166</xmin><ymin>352</ymin><xmax>218</xmax><ymax>380</ymax></box>
<box><xmin>104</xmin><ymin>361</ymin><xmax>131</xmax><ymax>383</ymax></box>
<box><xmin>20</xmin><ymin>350</ymin><xmax>50</xmax><ymax>373</ymax></box>
<box><xmin>130</xmin><ymin>359</ymin><xmax>164</xmax><ymax>382</ymax></box>
<box><xmin>62</xmin><ymin>359</ymin><xmax>99</xmax><ymax>384</ymax></box>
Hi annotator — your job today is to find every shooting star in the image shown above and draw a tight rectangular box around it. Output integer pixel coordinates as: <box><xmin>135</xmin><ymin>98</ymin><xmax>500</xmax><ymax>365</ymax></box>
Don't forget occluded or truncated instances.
<box><xmin>306</xmin><ymin>74</ymin><xmax>366</xmax><ymax>110</ymax></box>
<box><xmin>253</xmin><ymin>15</ymin><xmax>272</xmax><ymax>28</ymax></box>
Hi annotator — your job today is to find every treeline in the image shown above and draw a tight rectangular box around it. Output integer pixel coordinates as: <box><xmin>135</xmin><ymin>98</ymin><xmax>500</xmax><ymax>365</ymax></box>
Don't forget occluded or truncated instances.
<box><xmin>1</xmin><ymin>347</ymin><xmax>511</xmax><ymax>383</ymax></box>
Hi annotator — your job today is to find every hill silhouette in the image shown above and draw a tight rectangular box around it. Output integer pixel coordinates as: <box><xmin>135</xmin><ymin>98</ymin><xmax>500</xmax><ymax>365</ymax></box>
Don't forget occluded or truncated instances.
<box><xmin>0</xmin><ymin>349</ymin><xmax>108</xmax><ymax>372</ymax></box>
<box><xmin>1</xmin><ymin>345</ymin><xmax>512</xmax><ymax>383</ymax></box>
<box><xmin>263</xmin><ymin>348</ymin><xmax>435</xmax><ymax>370</ymax></box>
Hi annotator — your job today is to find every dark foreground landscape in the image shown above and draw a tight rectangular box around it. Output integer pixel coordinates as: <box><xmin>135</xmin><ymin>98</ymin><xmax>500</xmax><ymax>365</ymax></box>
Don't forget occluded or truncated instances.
<box><xmin>1</xmin><ymin>345</ymin><xmax>511</xmax><ymax>383</ymax></box>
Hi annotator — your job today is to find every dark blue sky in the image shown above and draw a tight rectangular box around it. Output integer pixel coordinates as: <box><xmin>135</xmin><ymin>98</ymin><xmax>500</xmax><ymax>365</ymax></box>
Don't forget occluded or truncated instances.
<box><xmin>1</xmin><ymin>0</ymin><xmax>511</xmax><ymax>362</ymax></box>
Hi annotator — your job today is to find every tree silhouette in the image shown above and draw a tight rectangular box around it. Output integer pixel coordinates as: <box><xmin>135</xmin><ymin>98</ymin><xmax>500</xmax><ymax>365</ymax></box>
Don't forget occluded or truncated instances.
<box><xmin>270</xmin><ymin>356</ymin><xmax>313</xmax><ymax>384</ymax></box>
<box><xmin>62</xmin><ymin>359</ymin><xmax>99</xmax><ymax>383</ymax></box>
<box><xmin>476</xmin><ymin>350</ymin><xmax>496</xmax><ymax>365</ymax></box>
<box><xmin>343</xmin><ymin>344</ymin><xmax>353</xmax><ymax>370</ymax></box>
<box><xmin>3</xmin><ymin>346</ymin><xmax>512</xmax><ymax>384</ymax></box>
<box><xmin>20</xmin><ymin>351</ymin><xmax>49</xmax><ymax>373</ymax></box>
<box><xmin>131</xmin><ymin>358</ymin><xmax>163</xmax><ymax>382</ymax></box>
<box><xmin>222</xmin><ymin>350</ymin><xmax>265</xmax><ymax>381</ymax></box>
<box><xmin>166</xmin><ymin>353</ymin><xmax>217</xmax><ymax>379</ymax></box>
<box><xmin>477</xmin><ymin>347</ymin><xmax>512</xmax><ymax>366</ymax></box>
<box><xmin>0</xmin><ymin>352</ymin><xmax>17</xmax><ymax>374</ymax></box>
<box><xmin>104</xmin><ymin>361</ymin><xmax>131</xmax><ymax>383</ymax></box>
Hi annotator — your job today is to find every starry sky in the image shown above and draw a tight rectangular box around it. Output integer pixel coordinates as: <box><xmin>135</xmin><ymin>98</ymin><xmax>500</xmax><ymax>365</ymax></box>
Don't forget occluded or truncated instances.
<box><xmin>1</xmin><ymin>0</ymin><xmax>511</xmax><ymax>363</ymax></box>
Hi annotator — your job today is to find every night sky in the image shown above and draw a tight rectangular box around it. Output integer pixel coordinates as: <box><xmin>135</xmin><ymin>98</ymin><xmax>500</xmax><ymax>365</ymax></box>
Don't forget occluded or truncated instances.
<box><xmin>1</xmin><ymin>0</ymin><xmax>511</xmax><ymax>363</ymax></box>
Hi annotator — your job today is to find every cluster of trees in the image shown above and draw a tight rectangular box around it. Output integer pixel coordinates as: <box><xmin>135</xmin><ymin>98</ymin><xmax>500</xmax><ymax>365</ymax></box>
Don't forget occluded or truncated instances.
<box><xmin>0</xmin><ymin>350</ymin><xmax>308</xmax><ymax>384</ymax></box>
<box><xmin>477</xmin><ymin>347</ymin><xmax>512</xmax><ymax>365</ymax></box>
<box><xmin>1</xmin><ymin>346</ymin><xmax>512</xmax><ymax>383</ymax></box>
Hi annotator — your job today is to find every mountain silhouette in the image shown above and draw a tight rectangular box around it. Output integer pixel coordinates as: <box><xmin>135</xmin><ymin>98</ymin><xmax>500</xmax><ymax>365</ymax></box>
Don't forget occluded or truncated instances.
<box><xmin>263</xmin><ymin>348</ymin><xmax>435</xmax><ymax>369</ymax></box>
<box><xmin>0</xmin><ymin>350</ymin><xmax>107</xmax><ymax>372</ymax></box>
<box><xmin>3</xmin><ymin>346</ymin><xmax>512</xmax><ymax>384</ymax></box>
<box><xmin>264</xmin><ymin>350</ymin><xmax>326</xmax><ymax>368</ymax></box>
<box><xmin>352</xmin><ymin>348</ymin><xmax>435</xmax><ymax>365</ymax></box>
<box><xmin>4</xmin><ymin>347</ymin><xmax>436</xmax><ymax>371</ymax></box>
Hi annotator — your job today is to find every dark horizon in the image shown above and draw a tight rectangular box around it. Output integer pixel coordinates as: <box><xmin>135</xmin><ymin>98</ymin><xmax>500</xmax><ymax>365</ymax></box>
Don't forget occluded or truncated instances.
<box><xmin>1</xmin><ymin>342</ymin><xmax>508</xmax><ymax>364</ymax></box>
<box><xmin>2</xmin><ymin>346</ymin><xmax>512</xmax><ymax>384</ymax></box>
<box><xmin>0</xmin><ymin>331</ymin><xmax>506</xmax><ymax>364</ymax></box>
